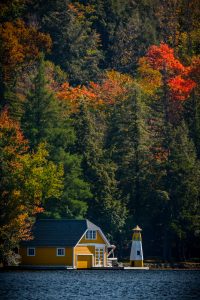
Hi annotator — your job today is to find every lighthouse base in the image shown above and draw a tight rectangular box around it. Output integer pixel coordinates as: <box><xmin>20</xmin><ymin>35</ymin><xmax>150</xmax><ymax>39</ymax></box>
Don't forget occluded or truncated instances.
<box><xmin>124</xmin><ymin>266</ymin><xmax>149</xmax><ymax>270</ymax></box>
<box><xmin>130</xmin><ymin>260</ymin><xmax>144</xmax><ymax>267</ymax></box>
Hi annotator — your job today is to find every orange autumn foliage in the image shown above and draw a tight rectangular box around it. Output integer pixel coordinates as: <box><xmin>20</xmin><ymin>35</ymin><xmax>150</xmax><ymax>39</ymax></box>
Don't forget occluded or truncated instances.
<box><xmin>68</xmin><ymin>3</ymin><xmax>85</xmax><ymax>19</ymax></box>
<box><xmin>89</xmin><ymin>71</ymin><xmax>134</xmax><ymax>104</ymax></box>
<box><xmin>57</xmin><ymin>71</ymin><xmax>134</xmax><ymax>113</ymax></box>
<box><xmin>0</xmin><ymin>19</ymin><xmax>52</xmax><ymax>80</ymax></box>
<box><xmin>57</xmin><ymin>82</ymin><xmax>99</xmax><ymax>113</ymax></box>
<box><xmin>0</xmin><ymin>107</ymin><xmax>28</xmax><ymax>155</ymax></box>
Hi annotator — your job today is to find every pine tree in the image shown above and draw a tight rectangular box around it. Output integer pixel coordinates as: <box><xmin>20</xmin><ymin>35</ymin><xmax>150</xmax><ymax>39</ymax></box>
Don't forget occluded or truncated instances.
<box><xmin>107</xmin><ymin>85</ymin><xmax>151</xmax><ymax>222</ymax></box>
<box><xmin>21</xmin><ymin>55</ymin><xmax>91</xmax><ymax>219</ymax></box>
<box><xmin>167</xmin><ymin>122</ymin><xmax>200</xmax><ymax>260</ymax></box>
<box><xmin>73</xmin><ymin>103</ymin><xmax>127</xmax><ymax>240</ymax></box>
<box><xmin>153</xmin><ymin>121</ymin><xmax>200</xmax><ymax>261</ymax></box>
<box><xmin>22</xmin><ymin>55</ymin><xmax>60</xmax><ymax>148</ymax></box>
<box><xmin>110</xmin><ymin>2</ymin><xmax>157</xmax><ymax>75</ymax></box>
<box><xmin>34</xmin><ymin>0</ymin><xmax>103</xmax><ymax>84</ymax></box>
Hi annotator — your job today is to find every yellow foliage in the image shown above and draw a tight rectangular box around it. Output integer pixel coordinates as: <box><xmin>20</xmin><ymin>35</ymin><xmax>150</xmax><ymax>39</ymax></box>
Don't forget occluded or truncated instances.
<box><xmin>137</xmin><ymin>57</ymin><xmax>162</xmax><ymax>95</ymax></box>
<box><xmin>105</xmin><ymin>70</ymin><xmax>134</xmax><ymax>87</ymax></box>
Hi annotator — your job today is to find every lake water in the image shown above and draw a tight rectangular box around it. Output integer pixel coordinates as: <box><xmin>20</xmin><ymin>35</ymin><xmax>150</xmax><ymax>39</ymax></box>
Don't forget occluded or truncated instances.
<box><xmin>0</xmin><ymin>270</ymin><xmax>200</xmax><ymax>300</ymax></box>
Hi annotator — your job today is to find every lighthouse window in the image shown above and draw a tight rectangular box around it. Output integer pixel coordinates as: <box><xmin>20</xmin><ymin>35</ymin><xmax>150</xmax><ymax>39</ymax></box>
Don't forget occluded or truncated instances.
<box><xmin>137</xmin><ymin>250</ymin><xmax>140</xmax><ymax>255</ymax></box>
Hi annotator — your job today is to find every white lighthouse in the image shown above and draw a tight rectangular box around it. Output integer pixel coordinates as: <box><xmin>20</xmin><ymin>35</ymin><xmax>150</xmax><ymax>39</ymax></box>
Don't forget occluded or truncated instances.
<box><xmin>130</xmin><ymin>225</ymin><xmax>144</xmax><ymax>267</ymax></box>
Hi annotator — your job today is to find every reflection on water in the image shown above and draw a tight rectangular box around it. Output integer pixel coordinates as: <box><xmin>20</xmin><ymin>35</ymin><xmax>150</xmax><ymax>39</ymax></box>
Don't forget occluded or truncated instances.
<box><xmin>0</xmin><ymin>270</ymin><xmax>200</xmax><ymax>300</ymax></box>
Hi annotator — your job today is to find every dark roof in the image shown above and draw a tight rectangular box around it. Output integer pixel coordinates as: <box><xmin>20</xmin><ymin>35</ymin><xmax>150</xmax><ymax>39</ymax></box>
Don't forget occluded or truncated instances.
<box><xmin>20</xmin><ymin>219</ymin><xmax>108</xmax><ymax>247</ymax></box>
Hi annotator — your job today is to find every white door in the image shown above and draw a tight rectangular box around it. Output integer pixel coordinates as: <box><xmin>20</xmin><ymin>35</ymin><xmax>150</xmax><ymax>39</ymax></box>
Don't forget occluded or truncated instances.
<box><xmin>95</xmin><ymin>247</ymin><xmax>104</xmax><ymax>267</ymax></box>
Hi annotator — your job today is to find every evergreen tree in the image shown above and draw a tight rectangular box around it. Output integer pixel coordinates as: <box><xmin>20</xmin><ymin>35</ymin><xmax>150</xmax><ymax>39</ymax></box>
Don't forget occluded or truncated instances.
<box><xmin>29</xmin><ymin>0</ymin><xmax>103</xmax><ymax>84</ymax></box>
<box><xmin>22</xmin><ymin>55</ymin><xmax>60</xmax><ymax>148</ymax></box>
<box><xmin>150</xmin><ymin>121</ymin><xmax>200</xmax><ymax>261</ymax></box>
<box><xmin>110</xmin><ymin>1</ymin><xmax>157</xmax><ymax>74</ymax></box>
<box><xmin>107</xmin><ymin>85</ymin><xmax>151</xmax><ymax>223</ymax></box>
<box><xmin>166</xmin><ymin>123</ymin><xmax>200</xmax><ymax>260</ymax></box>
<box><xmin>22</xmin><ymin>56</ymin><xmax>91</xmax><ymax>219</ymax></box>
<box><xmin>73</xmin><ymin>103</ymin><xmax>127</xmax><ymax>240</ymax></box>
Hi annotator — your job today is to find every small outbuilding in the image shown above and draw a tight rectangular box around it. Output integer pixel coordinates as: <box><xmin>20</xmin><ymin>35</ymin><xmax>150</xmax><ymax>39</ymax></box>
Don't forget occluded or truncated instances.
<box><xmin>19</xmin><ymin>219</ymin><xmax>111</xmax><ymax>269</ymax></box>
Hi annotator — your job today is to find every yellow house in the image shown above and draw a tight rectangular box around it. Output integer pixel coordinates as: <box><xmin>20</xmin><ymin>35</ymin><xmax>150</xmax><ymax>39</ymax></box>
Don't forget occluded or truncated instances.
<box><xmin>19</xmin><ymin>219</ymin><xmax>111</xmax><ymax>269</ymax></box>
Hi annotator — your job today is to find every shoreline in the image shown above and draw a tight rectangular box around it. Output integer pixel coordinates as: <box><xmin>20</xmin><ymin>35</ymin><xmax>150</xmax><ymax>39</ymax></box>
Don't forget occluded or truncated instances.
<box><xmin>0</xmin><ymin>265</ymin><xmax>200</xmax><ymax>271</ymax></box>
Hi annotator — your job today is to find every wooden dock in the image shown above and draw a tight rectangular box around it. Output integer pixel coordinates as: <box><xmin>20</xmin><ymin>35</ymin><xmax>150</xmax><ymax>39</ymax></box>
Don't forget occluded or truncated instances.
<box><xmin>92</xmin><ymin>267</ymin><xmax>124</xmax><ymax>270</ymax></box>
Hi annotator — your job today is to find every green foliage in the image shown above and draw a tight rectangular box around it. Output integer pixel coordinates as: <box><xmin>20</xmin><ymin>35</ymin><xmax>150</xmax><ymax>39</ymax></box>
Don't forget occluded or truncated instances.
<box><xmin>21</xmin><ymin>143</ymin><xmax>64</xmax><ymax>203</ymax></box>
<box><xmin>110</xmin><ymin>2</ymin><xmax>157</xmax><ymax>74</ymax></box>
<box><xmin>165</xmin><ymin>123</ymin><xmax>200</xmax><ymax>257</ymax></box>
<box><xmin>107</xmin><ymin>85</ymin><xmax>151</xmax><ymax>214</ymax></box>
<box><xmin>72</xmin><ymin>103</ymin><xmax>127</xmax><ymax>239</ymax></box>
<box><xmin>21</xmin><ymin>55</ymin><xmax>91</xmax><ymax>220</ymax></box>
<box><xmin>38</xmin><ymin>0</ymin><xmax>103</xmax><ymax>84</ymax></box>
<box><xmin>22</xmin><ymin>55</ymin><xmax>61</xmax><ymax>148</ymax></box>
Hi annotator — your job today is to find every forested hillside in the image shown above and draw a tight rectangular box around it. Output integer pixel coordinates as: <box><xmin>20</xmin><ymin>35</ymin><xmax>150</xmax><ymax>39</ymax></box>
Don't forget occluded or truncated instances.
<box><xmin>0</xmin><ymin>0</ymin><xmax>200</xmax><ymax>263</ymax></box>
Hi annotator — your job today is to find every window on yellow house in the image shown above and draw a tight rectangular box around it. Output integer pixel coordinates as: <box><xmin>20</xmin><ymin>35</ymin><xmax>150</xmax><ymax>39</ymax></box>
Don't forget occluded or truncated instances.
<box><xmin>86</xmin><ymin>230</ymin><xmax>97</xmax><ymax>240</ymax></box>
<box><xmin>57</xmin><ymin>248</ymin><xmax>65</xmax><ymax>256</ymax></box>
<box><xmin>27</xmin><ymin>248</ymin><xmax>35</xmax><ymax>256</ymax></box>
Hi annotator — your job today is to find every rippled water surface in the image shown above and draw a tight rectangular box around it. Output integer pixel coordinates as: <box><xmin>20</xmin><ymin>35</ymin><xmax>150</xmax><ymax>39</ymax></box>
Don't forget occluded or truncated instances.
<box><xmin>0</xmin><ymin>270</ymin><xmax>200</xmax><ymax>300</ymax></box>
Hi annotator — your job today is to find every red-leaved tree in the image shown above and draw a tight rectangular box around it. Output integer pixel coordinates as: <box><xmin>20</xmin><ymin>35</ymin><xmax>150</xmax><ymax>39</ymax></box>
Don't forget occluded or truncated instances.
<box><xmin>146</xmin><ymin>43</ymin><xmax>196</xmax><ymax>102</ymax></box>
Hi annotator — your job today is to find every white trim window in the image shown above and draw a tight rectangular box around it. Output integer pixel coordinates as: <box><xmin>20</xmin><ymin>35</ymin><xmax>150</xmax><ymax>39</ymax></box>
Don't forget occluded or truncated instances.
<box><xmin>56</xmin><ymin>248</ymin><xmax>65</xmax><ymax>256</ymax></box>
<box><xmin>27</xmin><ymin>247</ymin><xmax>35</xmax><ymax>256</ymax></box>
<box><xmin>86</xmin><ymin>230</ymin><xmax>97</xmax><ymax>240</ymax></box>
